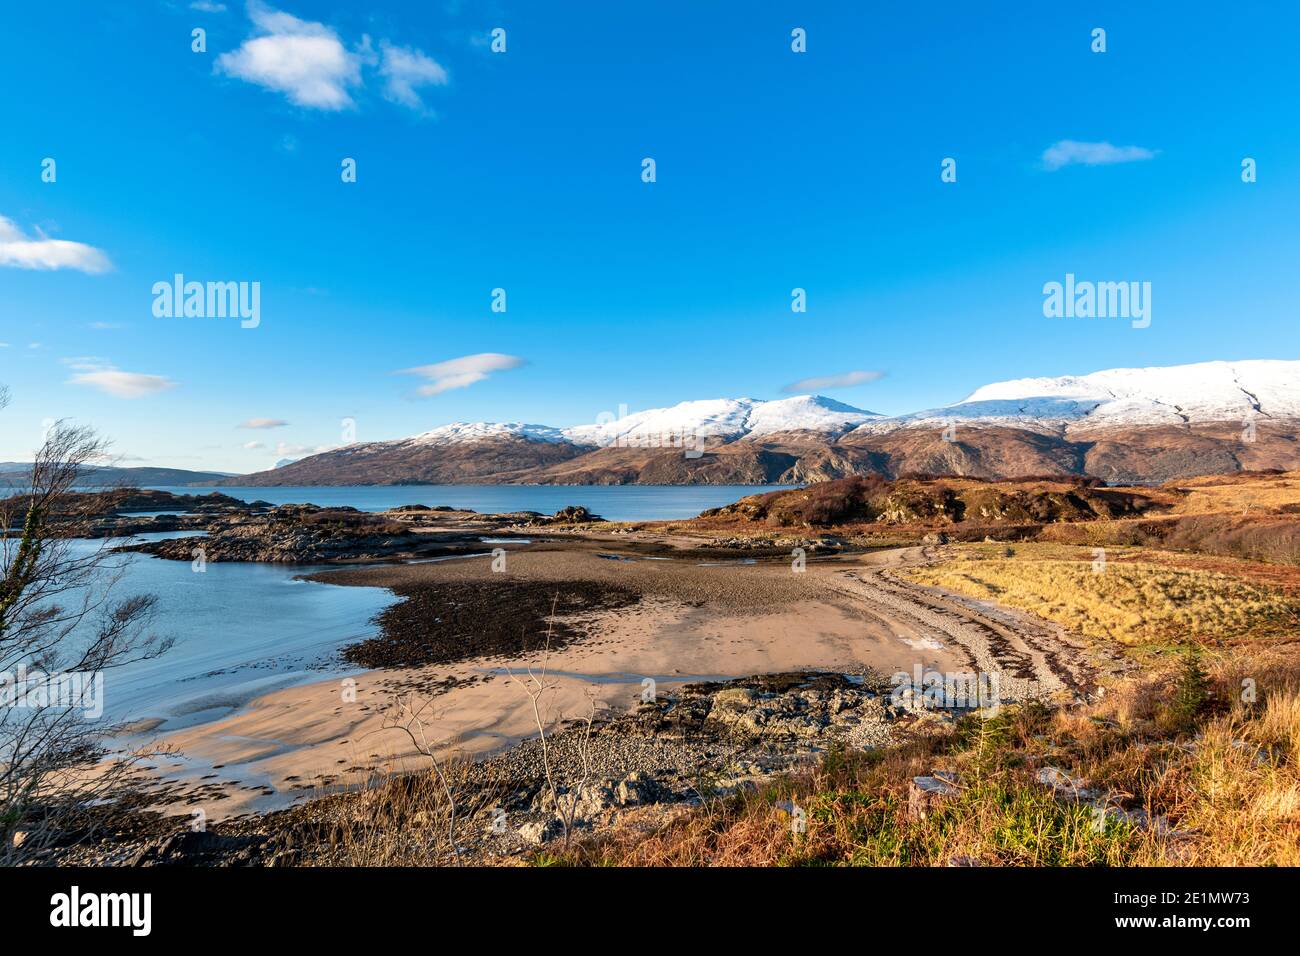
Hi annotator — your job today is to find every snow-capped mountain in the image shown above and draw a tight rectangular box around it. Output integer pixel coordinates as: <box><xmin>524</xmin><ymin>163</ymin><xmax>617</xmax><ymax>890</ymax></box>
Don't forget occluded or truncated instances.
<box><xmin>853</xmin><ymin>359</ymin><xmax>1300</xmax><ymax>433</ymax></box>
<box><xmin>224</xmin><ymin>360</ymin><xmax>1300</xmax><ymax>487</ymax></box>
<box><xmin>405</xmin><ymin>422</ymin><xmax>571</xmax><ymax>445</ymax></box>
<box><xmin>360</xmin><ymin>396</ymin><xmax>881</xmax><ymax>451</ymax></box>
<box><xmin>563</xmin><ymin>395</ymin><xmax>881</xmax><ymax>446</ymax></box>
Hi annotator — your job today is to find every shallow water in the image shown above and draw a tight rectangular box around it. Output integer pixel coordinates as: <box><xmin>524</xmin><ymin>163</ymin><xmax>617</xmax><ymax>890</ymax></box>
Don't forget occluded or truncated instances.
<box><xmin>55</xmin><ymin>537</ymin><xmax>398</xmax><ymax>733</ymax></box>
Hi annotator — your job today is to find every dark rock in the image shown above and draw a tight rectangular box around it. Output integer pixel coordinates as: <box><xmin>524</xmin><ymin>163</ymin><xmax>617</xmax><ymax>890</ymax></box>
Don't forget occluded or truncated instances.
<box><xmin>615</xmin><ymin>771</ymin><xmax>667</xmax><ymax>806</ymax></box>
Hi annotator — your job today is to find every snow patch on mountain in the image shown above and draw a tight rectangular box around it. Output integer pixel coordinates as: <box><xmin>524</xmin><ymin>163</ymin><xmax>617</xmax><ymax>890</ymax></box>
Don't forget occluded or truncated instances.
<box><xmin>562</xmin><ymin>395</ymin><xmax>881</xmax><ymax>446</ymax></box>
<box><xmin>563</xmin><ymin>399</ymin><xmax>757</xmax><ymax>447</ymax></box>
<box><xmin>405</xmin><ymin>422</ymin><xmax>571</xmax><ymax>445</ymax></box>
<box><xmin>851</xmin><ymin>359</ymin><xmax>1300</xmax><ymax>433</ymax></box>
<box><xmin>742</xmin><ymin>395</ymin><xmax>882</xmax><ymax>437</ymax></box>
<box><xmin>960</xmin><ymin>360</ymin><xmax>1300</xmax><ymax>424</ymax></box>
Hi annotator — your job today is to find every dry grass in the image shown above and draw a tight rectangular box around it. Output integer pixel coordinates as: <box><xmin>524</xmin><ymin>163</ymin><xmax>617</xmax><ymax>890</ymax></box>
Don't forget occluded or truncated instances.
<box><xmin>1167</xmin><ymin>472</ymin><xmax>1300</xmax><ymax>515</ymax></box>
<box><xmin>542</xmin><ymin>541</ymin><xmax>1300</xmax><ymax>868</ymax></box>
<box><xmin>303</xmin><ymin>756</ymin><xmax>506</xmax><ymax>866</ymax></box>
<box><xmin>549</xmin><ymin>649</ymin><xmax>1300</xmax><ymax>867</ymax></box>
<box><xmin>903</xmin><ymin>544</ymin><xmax>1300</xmax><ymax>647</ymax></box>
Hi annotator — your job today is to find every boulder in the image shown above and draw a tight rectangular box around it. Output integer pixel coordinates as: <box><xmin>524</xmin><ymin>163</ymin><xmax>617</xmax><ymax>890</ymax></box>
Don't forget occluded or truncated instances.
<box><xmin>552</xmin><ymin>505</ymin><xmax>601</xmax><ymax>523</ymax></box>
<box><xmin>518</xmin><ymin>818</ymin><xmax>566</xmax><ymax>845</ymax></box>
<box><xmin>907</xmin><ymin>774</ymin><xmax>960</xmax><ymax>821</ymax></box>
<box><xmin>1035</xmin><ymin>766</ymin><xmax>1097</xmax><ymax>800</ymax></box>
<box><xmin>615</xmin><ymin>771</ymin><xmax>667</xmax><ymax>807</ymax></box>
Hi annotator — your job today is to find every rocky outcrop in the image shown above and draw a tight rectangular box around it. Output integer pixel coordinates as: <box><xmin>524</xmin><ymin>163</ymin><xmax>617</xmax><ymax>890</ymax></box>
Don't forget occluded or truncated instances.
<box><xmin>125</xmin><ymin>505</ymin><xmax>428</xmax><ymax>563</ymax></box>
<box><xmin>700</xmin><ymin>475</ymin><xmax>1164</xmax><ymax>529</ymax></box>
<box><xmin>2</xmin><ymin>489</ymin><xmax>265</xmax><ymax>537</ymax></box>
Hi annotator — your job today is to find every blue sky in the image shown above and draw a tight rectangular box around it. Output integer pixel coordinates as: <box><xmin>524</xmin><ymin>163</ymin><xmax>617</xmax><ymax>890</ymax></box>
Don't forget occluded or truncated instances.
<box><xmin>2</xmin><ymin>1</ymin><xmax>1298</xmax><ymax>472</ymax></box>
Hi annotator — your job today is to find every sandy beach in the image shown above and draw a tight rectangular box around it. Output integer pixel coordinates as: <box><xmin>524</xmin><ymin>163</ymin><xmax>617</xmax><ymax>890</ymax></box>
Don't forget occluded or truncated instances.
<box><xmin>141</xmin><ymin>541</ymin><xmax>1090</xmax><ymax>819</ymax></box>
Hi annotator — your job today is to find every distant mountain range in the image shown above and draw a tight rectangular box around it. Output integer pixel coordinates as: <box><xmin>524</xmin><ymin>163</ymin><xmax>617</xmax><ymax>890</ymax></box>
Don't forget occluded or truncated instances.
<box><xmin>0</xmin><ymin>463</ymin><xmax>236</xmax><ymax>488</ymax></box>
<box><xmin>223</xmin><ymin>360</ymin><xmax>1300</xmax><ymax>487</ymax></box>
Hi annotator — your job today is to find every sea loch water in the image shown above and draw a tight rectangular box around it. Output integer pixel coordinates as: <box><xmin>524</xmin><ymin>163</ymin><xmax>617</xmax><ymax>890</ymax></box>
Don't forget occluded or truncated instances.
<box><xmin>153</xmin><ymin>484</ymin><xmax>794</xmax><ymax>523</ymax></box>
<box><xmin>89</xmin><ymin>486</ymin><xmax>783</xmax><ymax>731</ymax></box>
<box><xmin>66</xmin><ymin>539</ymin><xmax>397</xmax><ymax>732</ymax></box>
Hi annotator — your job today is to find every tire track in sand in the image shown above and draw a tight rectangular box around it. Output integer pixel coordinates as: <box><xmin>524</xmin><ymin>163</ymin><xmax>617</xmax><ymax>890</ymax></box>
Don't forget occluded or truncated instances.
<box><xmin>823</xmin><ymin>547</ymin><xmax>1119</xmax><ymax>702</ymax></box>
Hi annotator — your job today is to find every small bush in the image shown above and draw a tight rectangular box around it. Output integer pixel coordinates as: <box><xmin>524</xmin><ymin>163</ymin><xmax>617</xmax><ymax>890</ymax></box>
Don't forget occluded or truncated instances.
<box><xmin>1158</xmin><ymin>652</ymin><xmax>1211</xmax><ymax>734</ymax></box>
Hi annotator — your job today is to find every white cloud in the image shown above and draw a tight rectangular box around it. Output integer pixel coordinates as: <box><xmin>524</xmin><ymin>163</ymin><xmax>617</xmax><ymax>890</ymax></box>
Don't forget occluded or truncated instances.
<box><xmin>216</xmin><ymin>3</ymin><xmax>363</xmax><ymax>110</ymax></box>
<box><xmin>0</xmin><ymin>216</ymin><xmax>112</xmax><ymax>274</ymax></box>
<box><xmin>238</xmin><ymin>417</ymin><xmax>289</xmax><ymax>428</ymax></box>
<box><xmin>379</xmin><ymin>42</ymin><xmax>449</xmax><ymax>110</ymax></box>
<box><xmin>398</xmin><ymin>352</ymin><xmax>525</xmax><ymax>396</ymax></box>
<box><xmin>68</xmin><ymin>365</ymin><xmax>178</xmax><ymax>399</ymax></box>
<box><xmin>190</xmin><ymin>1</ymin><xmax>227</xmax><ymax>11</ymax></box>
<box><xmin>243</xmin><ymin>440</ymin><xmax>265</xmax><ymax>449</ymax></box>
<box><xmin>1041</xmin><ymin>140</ymin><xmax>1157</xmax><ymax>171</ymax></box>
<box><xmin>215</xmin><ymin>4</ymin><xmax>447</xmax><ymax>113</ymax></box>
<box><xmin>782</xmin><ymin>370</ymin><xmax>885</xmax><ymax>393</ymax></box>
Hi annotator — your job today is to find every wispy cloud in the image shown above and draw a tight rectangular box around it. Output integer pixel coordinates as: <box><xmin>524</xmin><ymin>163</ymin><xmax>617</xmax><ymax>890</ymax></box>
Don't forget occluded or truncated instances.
<box><xmin>1041</xmin><ymin>140</ymin><xmax>1157</xmax><ymax>171</ymax></box>
<box><xmin>238</xmin><ymin>417</ymin><xmax>289</xmax><ymax>429</ymax></box>
<box><xmin>379</xmin><ymin>41</ymin><xmax>448</xmax><ymax>111</ymax></box>
<box><xmin>243</xmin><ymin>440</ymin><xmax>265</xmax><ymax>449</ymax></box>
<box><xmin>217</xmin><ymin>3</ymin><xmax>363</xmax><ymax>110</ymax></box>
<box><xmin>0</xmin><ymin>216</ymin><xmax>111</xmax><ymax>274</ymax></box>
<box><xmin>66</xmin><ymin>360</ymin><xmax>178</xmax><ymax>399</ymax></box>
<box><xmin>782</xmin><ymin>370</ymin><xmax>885</xmax><ymax>394</ymax></box>
<box><xmin>397</xmin><ymin>353</ymin><xmax>526</xmax><ymax>396</ymax></box>
<box><xmin>216</xmin><ymin>3</ymin><xmax>447</xmax><ymax>113</ymax></box>
<box><xmin>190</xmin><ymin>1</ymin><xmax>227</xmax><ymax>11</ymax></box>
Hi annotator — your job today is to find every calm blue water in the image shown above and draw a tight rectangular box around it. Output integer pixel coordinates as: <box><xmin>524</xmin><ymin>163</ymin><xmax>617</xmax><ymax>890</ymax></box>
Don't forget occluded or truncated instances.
<box><xmin>151</xmin><ymin>484</ymin><xmax>791</xmax><ymax>522</ymax></box>
<box><xmin>79</xmin><ymin>486</ymin><xmax>783</xmax><ymax>735</ymax></box>
<box><xmin>67</xmin><ymin>539</ymin><xmax>399</xmax><ymax>732</ymax></box>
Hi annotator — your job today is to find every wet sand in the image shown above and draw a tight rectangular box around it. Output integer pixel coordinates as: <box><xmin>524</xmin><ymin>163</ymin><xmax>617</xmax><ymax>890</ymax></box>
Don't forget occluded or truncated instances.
<box><xmin>149</xmin><ymin>546</ymin><xmax>968</xmax><ymax>819</ymax></box>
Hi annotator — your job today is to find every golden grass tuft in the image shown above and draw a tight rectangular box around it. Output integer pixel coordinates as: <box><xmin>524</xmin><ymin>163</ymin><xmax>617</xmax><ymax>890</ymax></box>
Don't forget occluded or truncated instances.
<box><xmin>1168</xmin><ymin>473</ymin><xmax>1300</xmax><ymax>515</ymax></box>
<box><xmin>904</xmin><ymin>547</ymin><xmax>1299</xmax><ymax>646</ymax></box>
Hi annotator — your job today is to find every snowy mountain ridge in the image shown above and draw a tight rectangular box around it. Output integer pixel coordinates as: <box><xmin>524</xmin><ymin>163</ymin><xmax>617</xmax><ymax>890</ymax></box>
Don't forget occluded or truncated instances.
<box><xmin>874</xmin><ymin>359</ymin><xmax>1300</xmax><ymax>432</ymax></box>
<box><xmin>375</xmin><ymin>360</ymin><xmax>1300</xmax><ymax>449</ymax></box>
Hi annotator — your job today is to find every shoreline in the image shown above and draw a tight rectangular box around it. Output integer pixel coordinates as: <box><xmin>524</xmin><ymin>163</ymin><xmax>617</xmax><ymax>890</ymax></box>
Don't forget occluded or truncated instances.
<box><xmin>130</xmin><ymin>539</ymin><xmax>1075</xmax><ymax>823</ymax></box>
<box><xmin>37</xmin><ymin>476</ymin><xmax>1188</xmax><ymax>861</ymax></box>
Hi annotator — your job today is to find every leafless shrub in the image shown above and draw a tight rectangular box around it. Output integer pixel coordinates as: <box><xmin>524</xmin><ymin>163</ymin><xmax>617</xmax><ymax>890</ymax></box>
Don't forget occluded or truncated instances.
<box><xmin>313</xmin><ymin>751</ymin><xmax>502</xmax><ymax>866</ymax></box>
<box><xmin>507</xmin><ymin>594</ymin><xmax>598</xmax><ymax>848</ymax></box>
<box><xmin>1</xmin><ymin>393</ymin><xmax>171</xmax><ymax>863</ymax></box>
